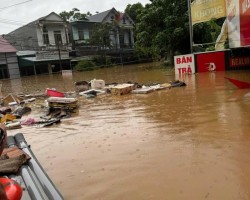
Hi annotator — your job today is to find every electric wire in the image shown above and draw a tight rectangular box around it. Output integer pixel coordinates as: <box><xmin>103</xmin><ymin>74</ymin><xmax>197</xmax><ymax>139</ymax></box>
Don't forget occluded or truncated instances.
<box><xmin>0</xmin><ymin>0</ymin><xmax>32</xmax><ymax>10</ymax></box>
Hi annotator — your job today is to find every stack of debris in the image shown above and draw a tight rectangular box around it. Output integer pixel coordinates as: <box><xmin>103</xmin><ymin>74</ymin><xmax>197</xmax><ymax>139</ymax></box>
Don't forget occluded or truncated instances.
<box><xmin>0</xmin><ymin>94</ymin><xmax>33</xmax><ymax>129</ymax></box>
<box><xmin>44</xmin><ymin>91</ymin><xmax>78</xmax><ymax>124</ymax></box>
<box><xmin>47</xmin><ymin>97</ymin><xmax>77</xmax><ymax>109</ymax></box>
<box><xmin>0</xmin><ymin>79</ymin><xmax>187</xmax><ymax>129</ymax></box>
<box><xmin>2</xmin><ymin>94</ymin><xmax>23</xmax><ymax>106</ymax></box>
<box><xmin>75</xmin><ymin>79</ymin><xmax>187</xmax><ymax>96</ymax></box>
<box><xmin>0</xmin><ymin>92</ymin><xmax>66</xmax><ymax>129</ymax></box>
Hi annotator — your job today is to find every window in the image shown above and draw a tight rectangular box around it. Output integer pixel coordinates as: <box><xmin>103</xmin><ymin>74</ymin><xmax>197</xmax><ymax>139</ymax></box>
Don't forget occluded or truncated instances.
<box><xmin>43</xmin><ymin>27</ymin><xmax>49</xmax><ymax>45</ymax></box>
<box><xmin>54</xmin><ymin>31</ymin><xmax>62</xmax><ymax>45</ymax></box>
<box><xmin>78</xmin><ymin>29</ymin><xmax>84</xmax><ymax>40</ymax></box>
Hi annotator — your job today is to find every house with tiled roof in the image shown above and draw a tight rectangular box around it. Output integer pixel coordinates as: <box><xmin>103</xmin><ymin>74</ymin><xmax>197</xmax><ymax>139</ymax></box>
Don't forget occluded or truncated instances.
<box><xmin>70</xmin><ymin>8</ymin><xmax>135</xmax><ymax>56</ymax></box>
<box><xmin>0</xmin><ymin>36</ymin><xmax>20</xmax><ymax>79</ymax></box>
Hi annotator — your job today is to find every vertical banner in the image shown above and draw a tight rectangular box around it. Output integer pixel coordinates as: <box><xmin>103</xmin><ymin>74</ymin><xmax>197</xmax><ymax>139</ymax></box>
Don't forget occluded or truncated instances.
<box><xmin>191</xmin><ymin>0</ymin><xmax>226</xmax><ymax>24</ymax></box>
<box><xmin>226</xmin><ymin>0</ymin><xmax>241</xmax><ymax>48</ymax></box>
<box><xmin>239</xmin><ymin>0</ymin><xmax>250</xmax><ymax>46</ymax></box>
<box><xmin>174</xmin><ymin>54</ymin><xmax>195</xmax><ymax>75</ymax></box>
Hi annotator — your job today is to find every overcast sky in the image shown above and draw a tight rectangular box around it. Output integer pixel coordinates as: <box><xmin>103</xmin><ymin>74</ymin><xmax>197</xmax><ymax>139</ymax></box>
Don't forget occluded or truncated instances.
<box><xmin>0</xmin><ymin>0</ymin><xmax>150</xmax><ymax>34</ymax></box>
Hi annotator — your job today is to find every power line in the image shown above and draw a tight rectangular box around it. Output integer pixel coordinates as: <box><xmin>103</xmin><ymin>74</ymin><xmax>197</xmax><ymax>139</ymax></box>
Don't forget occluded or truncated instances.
<box><xmin>0</xmin><ymin>18</ymin><xmax>26</xmax><ymax>26</ymax></box>
<box><xmin>0</xmin><ymin>0</ymin><xmax>32</xmax><ymax>10</ymax></box>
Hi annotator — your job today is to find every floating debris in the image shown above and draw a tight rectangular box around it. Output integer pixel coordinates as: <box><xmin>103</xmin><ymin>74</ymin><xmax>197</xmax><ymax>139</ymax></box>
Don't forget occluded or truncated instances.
<box><xmin>3</xmin><ymin>94</ymin><xmax>23</xmax><ymax>106</ymax></box>
<box><xmin>45</xmin><ymin>88</ymin><xmax>65</xmax><ymax>97</ymax></box>
<box><xmin>131</xmin><ymin>87</ymin><xmax>154</xmax><ymax>94</ymax></box>
<box><xmin>109</xmin><ymin>83</ymin><xmax>135</xmax><ymax>95</ymax></box>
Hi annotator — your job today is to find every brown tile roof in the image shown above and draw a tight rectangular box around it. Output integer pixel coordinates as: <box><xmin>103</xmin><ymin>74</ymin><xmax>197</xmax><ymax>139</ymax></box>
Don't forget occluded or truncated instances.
<box><xmin>0</xmin><ymin>35</ymin><xmax>17</xmax><ymax>53</ymax></box>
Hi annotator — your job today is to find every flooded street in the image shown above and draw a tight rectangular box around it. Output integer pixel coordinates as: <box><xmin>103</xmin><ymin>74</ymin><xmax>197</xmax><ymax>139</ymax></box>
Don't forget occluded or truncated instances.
<box><xmin>3</xmin><ymin>63</ymin><xmax>250</xmax><ymax>200</ymax></box>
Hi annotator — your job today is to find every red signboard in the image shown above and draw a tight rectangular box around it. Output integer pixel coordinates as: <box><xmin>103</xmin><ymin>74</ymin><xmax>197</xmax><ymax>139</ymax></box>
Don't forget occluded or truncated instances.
<box><xmin>196</xmin><ymin>51</ymin><xmax>225</xmax><ymax>72</ymax></box>
<box><xmin>240</xmin><ymin>0</ymin><xmax>250</xmax><ymax>46</ymax></box>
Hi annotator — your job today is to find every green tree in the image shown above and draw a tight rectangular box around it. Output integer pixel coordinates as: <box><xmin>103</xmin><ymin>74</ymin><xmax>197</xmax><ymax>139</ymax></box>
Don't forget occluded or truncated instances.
<box><xmin>89</xmin><ymin>23</ymin><xmax>114</xmax><ymax>65</ymax></box>
<box><xmin>193</xmin><ymin>18</ymin><xmax>225</xmax><ymax>52</ymax></box>
<box><xmin>135</xmin><ymin>0</ymin><xmax>190</xmax><ymax>64</ymax></box>
<box><xmin>59</xmin><ymin>8</ymin><xmax>90</xmax><ymax>22</ymax></box>
<box><xmin>125</xmin><ymin>3</ymin><xmax>144</xmax><ymax>22</ymax></box>
<box><xmin>89</xmin><ymin>23</ymin><xmax>113</xmax><ymax>48</ymax></box>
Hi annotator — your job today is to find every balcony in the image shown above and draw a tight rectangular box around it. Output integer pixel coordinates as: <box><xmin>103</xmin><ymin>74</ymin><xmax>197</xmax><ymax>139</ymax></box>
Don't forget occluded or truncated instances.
<box><xmin>39</xmin><ymin>44</ymin><xmax>72</xmax><ymax>51</ymax></box>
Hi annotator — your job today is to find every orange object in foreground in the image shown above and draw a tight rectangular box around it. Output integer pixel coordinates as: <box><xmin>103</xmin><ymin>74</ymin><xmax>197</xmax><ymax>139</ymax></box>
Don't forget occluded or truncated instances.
<box><xmin>0</xmin><ymin>177</ymin><xmax>22</xmax><ymax>200</ymax></box>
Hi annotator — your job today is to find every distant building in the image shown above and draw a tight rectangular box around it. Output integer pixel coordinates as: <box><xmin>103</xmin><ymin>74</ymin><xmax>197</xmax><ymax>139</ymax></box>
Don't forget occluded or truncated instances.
<box><xmin>0</xmin><ymin>36</ymin><xmax>20</xmax><ymax>79</ymax></box>
<box><xmin>5</xmin><ymin>12</ymin><xmax>71</xmax><ymax>51</ymax></box>
<box><xmin>2</xmin><ymin>9</ymin><xmax>136</xmax><ymax>77</ymax></box>
<box><xmin>4</xmin><ymin>12</ymin><xmax>71</xmax><ymax>75</ymax></box>
<box><xmin>70</xmin><ymin>8</ymin><xmax>135</xmax><ymax>56</ymax></box>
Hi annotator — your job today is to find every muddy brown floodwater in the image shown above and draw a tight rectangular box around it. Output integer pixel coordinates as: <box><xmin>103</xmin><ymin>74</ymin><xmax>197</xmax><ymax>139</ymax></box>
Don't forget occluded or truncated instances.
<box><xmin>2</xmin><ymin>63</ymin><xmax>250</xmax><ymax>200</ymax></box>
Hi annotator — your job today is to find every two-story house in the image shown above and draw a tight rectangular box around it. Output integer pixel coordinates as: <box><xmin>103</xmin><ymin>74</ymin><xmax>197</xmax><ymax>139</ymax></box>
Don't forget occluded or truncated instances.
<box><xmin>4</xmin><ymin>12</ymin><xmax>71</xmax><ymax>75</ymax></box>
<box><xmin>70</xmin><ymin>8</ymin><xmax>135</xmax><ymax>56</ymax></box>
<box><xmin>5</xmin><ymin>12</ymin><xmax>70</xmax><ymax>51</ymax></box>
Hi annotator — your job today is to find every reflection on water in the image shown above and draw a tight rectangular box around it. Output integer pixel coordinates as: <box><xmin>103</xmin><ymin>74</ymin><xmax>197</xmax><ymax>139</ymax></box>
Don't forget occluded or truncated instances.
<box><xmin>6</xmin><ymin>64</ymin><xmax>250</xmax><ymax>200</ymax></box>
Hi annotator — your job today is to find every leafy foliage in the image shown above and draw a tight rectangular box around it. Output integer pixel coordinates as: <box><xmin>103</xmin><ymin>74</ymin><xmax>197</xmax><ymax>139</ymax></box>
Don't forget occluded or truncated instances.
<box><xmin>135</xmin><ymin>0</ymin><xmax>190</xmax><ymax>64</ymax></box>
<box><xmin>59</xmin><ymin>8</ymin><xmax>91</xmax><ymax>22</ymax></box>
<box><xmin>89</xmin><ymin>23</ymin><xmax>113</xmax><ymax>48</ymax></box>
<box><xmin>74</xmin><ymin>60</ymin><xmax>96</xmax><ymax>71</ymax></box>
<box><xmin>125</xmin><ymin>3</ymin><xmax>144</xmax><ymax>22</ymax></box>
<box><xmin>193</xmin><ymin>18</ymin><xmax>226</xmax><ymax>52</ymax></box>
<box><xmin>92</xmin><ymin>56</ymin><xmax>112</xmax><ymax>67</ymax></box>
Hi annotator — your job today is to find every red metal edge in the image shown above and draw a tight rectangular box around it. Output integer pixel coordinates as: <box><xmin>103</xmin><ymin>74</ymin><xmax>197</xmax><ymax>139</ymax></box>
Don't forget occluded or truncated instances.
<box><xmin>225</xmin><ymin>77</ymin><xmax>250</xmax><ymax>89</ymax></box>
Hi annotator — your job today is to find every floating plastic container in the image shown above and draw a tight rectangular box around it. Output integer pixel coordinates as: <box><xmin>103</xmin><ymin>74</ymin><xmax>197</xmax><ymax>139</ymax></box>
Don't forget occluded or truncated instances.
<box><xmin>45</xmin><ymin>88</ymin><xmax>65</xmax><ymax>97</ymax></box>
<box><xmin>90</xmin><ymin>79</ymin><xmax>105</xmax><ymax>89</ymax></box>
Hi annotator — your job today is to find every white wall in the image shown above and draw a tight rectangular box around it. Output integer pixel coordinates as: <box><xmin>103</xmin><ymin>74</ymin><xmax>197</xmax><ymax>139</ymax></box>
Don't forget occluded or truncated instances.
<box><xmin>37</xmin><ymin>25</ymin><xmax>67</xmax><ymax>46</ymax></box>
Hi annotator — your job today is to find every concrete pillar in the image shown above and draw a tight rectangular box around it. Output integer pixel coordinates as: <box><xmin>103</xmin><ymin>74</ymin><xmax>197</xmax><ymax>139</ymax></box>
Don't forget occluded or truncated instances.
<box><xmin>130</xmin><ymin>29</ymin><xmax>134</xmax><ymax>47</ymax></box>
<box><xmin>64</xmin><ymin>24</ymin><xmax>69</xmax><ymax>45</ymax></box>
<box><xmin>5</xmin><ymin>53</ymin><xmax>20</xmax><ymax>79</ymax></box>
<box><xmin>48</xmin><ymin>63</ymin><xmax>52</xmax><ymax>74</ymax></box>
<box><xmin>116</xmin><ymin>29</ymin><xmax>120</xmax><ymax>49</ymax></box>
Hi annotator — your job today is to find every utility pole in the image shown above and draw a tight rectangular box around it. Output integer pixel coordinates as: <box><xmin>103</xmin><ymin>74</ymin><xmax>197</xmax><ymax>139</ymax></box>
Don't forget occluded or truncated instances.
<box><xmin>57</xmin><ymin>37</ymin><xmax>62</xmax><ymax>72</ymax></box>
<box><xmin>187</xmin><ymin>0</ymin><xmax>193</xmax><ymax>53</ymax></box>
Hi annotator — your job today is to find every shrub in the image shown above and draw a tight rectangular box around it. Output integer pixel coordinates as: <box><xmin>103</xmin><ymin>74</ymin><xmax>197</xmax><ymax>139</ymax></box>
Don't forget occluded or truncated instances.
<box><xmin>92</xmin><ymin>56</ymin><xmax>112</xmax><ymax>67</ymax></box>
<box><xmin>74</xmin><ymin>60</ymin><xmax>97</xmax><ymax>71</ymax></box>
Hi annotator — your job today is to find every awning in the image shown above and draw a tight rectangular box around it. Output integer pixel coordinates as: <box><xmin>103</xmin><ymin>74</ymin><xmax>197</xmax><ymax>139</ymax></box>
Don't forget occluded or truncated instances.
<box><xmin>21</xmin><ymin>57</ymin><xmax>71</xmax><ymax>63</ymax></box>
